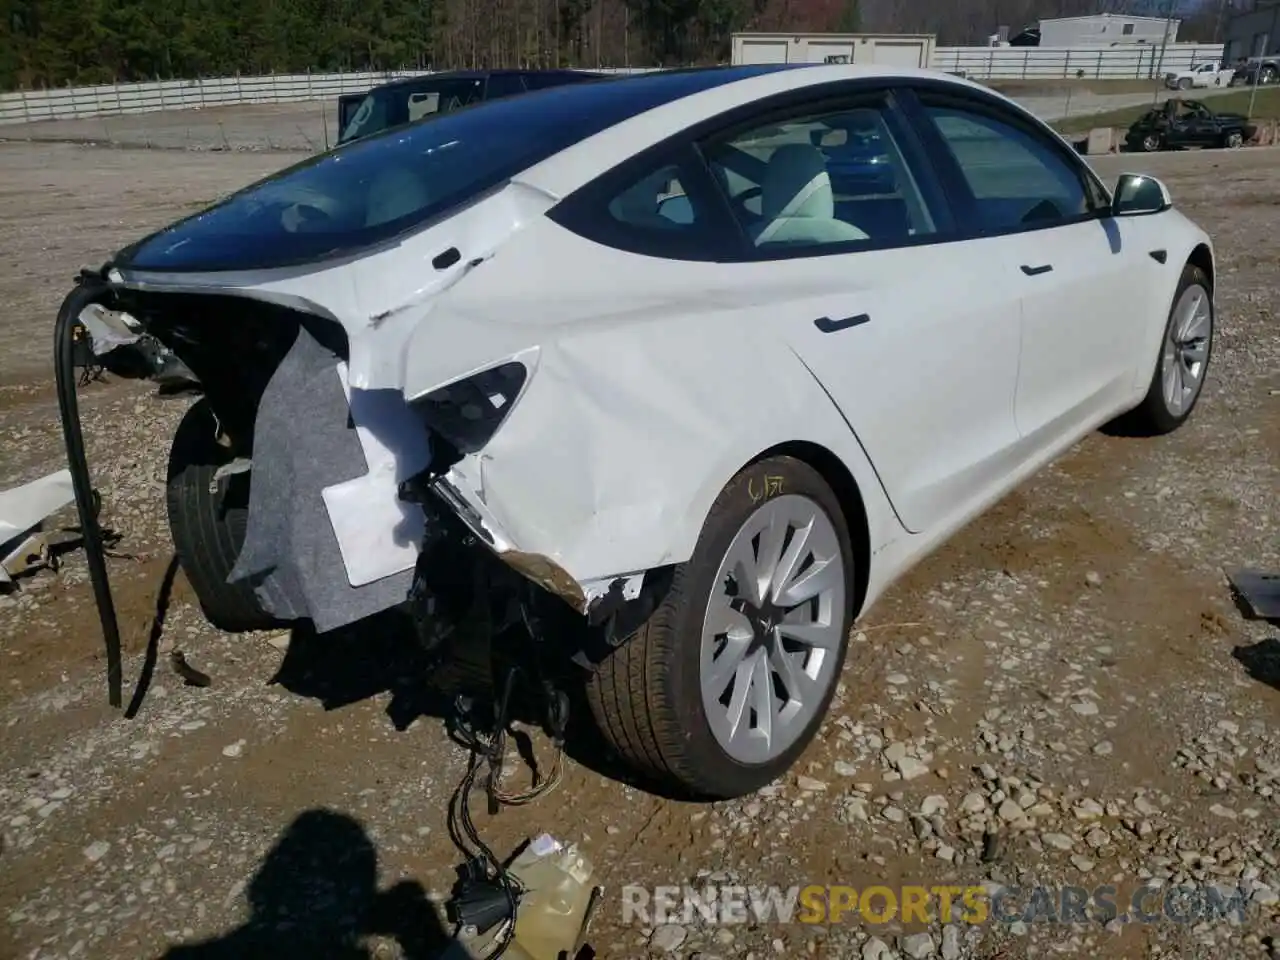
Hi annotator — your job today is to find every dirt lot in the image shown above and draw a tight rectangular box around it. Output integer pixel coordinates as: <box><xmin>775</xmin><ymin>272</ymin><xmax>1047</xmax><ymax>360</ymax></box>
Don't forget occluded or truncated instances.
<box><xmin>1</xmin><ymin>140</ymin><xmax>1279</xmax><ymax>960</ymax></box>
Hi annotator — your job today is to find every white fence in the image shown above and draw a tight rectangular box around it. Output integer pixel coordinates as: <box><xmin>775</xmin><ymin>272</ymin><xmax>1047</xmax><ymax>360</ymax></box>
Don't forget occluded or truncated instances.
<box><xmin>0</xmin><ymin>67</ymin><xmax>652</xmax><ymax>126</ymax></box>
<box><xmin>0</xmin><ymin>45</ymin><xmax>1227</xmax><ymax>127</ymax></box>
<box><xmin>933</xmin><ymin>43</ymin><xmax>1226</xmax><ymax>80</ymax></box>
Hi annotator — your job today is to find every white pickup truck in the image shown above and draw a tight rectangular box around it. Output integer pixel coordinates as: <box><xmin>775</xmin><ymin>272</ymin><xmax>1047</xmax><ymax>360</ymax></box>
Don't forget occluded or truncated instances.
<box><xmin>1165</xmin><ymin>59</ymin><xmax>1236</xmax><ymax>90</ymax></box>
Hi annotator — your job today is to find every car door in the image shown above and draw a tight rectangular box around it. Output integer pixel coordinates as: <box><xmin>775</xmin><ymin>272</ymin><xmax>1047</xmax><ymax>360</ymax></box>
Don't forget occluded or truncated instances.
<box><xmin>1186</xmin><ymin>101</ymin><xmax>1220</xmax><ymax>144</ymax></box>
<box><xmin>689</xmin><ymin>91</ymin><xmax>1024</xmax><ymax>535</ymax></box>
<box><xmin>909</xmin><ymin>89</ymin><xmax>1142</xmax><ymax>444</ymax></box>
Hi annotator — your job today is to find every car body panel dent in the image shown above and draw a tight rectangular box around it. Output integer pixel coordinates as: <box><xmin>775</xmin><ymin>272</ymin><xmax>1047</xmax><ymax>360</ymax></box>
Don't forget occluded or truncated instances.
<box><xmin>404</xmin><ymin>218</ymin><xmax>904</xmax><ymax>599</ymax></box>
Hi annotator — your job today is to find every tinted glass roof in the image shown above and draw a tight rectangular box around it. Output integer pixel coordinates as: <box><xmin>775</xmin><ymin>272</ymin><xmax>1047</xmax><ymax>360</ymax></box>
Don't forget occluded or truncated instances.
<box><xmin>115</xmin><ymin>65</ymin><xmax>802</xmax><ymax>273</ymax></box>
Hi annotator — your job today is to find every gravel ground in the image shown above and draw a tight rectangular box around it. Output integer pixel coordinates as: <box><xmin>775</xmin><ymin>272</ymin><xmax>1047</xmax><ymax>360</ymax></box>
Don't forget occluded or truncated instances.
<box><xmin>1</xmin><ymin>142</ymin><xmax>1279</xmax><ymax>960</ymax></box>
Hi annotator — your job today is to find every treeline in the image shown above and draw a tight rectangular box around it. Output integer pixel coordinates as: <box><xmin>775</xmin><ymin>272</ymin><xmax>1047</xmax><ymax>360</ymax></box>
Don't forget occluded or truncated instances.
<box><xmin>0</xmin><ymin>0</ymin><xmax>1250</xmax><ymax>90</ymax></box>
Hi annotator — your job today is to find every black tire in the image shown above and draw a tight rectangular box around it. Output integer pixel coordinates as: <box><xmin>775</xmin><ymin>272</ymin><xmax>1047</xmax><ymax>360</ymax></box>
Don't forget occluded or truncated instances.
<box><xmin>166</xmin><ymin>398</ymin><xmax>278</xmax><ymax>632</ymax></box>
<box><xmin>1114</xmin><ymin>263</ymin><xmax>1214</xmax><ymax>437</ymax></box>
<box><xmin>1222</xmin><ymin>129</ymin><xmax>1244</xmax><ymax>149</ymax></box>
<box><xmin>585</xmin><ymin>456</ymin><xmax>855</xmax><ymax>799</ymax></box>
<box><xmin>1178</xmin><ymin>77</ymin><xmax>1192</xmax><ymax>91</ymax></box>
<box><xmin>1141</xmin><ymin>132</ymin><xmax>1163</xmax><ymax>152</ymax></box>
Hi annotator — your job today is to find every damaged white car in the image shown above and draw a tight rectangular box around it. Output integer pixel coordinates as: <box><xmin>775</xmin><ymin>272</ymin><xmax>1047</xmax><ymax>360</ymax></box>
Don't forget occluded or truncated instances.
<box><xmin>63</xmin><ymin>63</ymin><xmax>1215</xmax><ymax>798</ymax></box>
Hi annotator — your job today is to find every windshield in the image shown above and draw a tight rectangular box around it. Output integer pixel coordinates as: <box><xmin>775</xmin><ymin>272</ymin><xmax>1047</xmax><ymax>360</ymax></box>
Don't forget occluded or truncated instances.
<box><xmin>338</xmin><ymin>77</ymin><xmax>487</xmax><ymax>144</ymax></box>
<box><xmin>114</xmin><ymin>66</ymin><xmax>799</xmax><ymax>274</ymax></box>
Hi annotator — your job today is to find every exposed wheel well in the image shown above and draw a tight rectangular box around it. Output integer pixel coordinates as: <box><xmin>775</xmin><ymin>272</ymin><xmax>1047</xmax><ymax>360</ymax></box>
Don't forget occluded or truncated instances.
<box><xmin>750</xmin><ymin>441</ymin><xmax>871</xmax><ymax>619</ymax></box>
<box><xmin>1188</xmin><ymin>243</ymin><xmax>1214</xmax><ymax>294</ymax></box>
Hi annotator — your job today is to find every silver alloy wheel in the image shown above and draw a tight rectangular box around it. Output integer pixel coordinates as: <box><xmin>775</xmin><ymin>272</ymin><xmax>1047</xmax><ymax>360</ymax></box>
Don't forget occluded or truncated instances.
<box><xmin>1162</xmin><ymin>282</ymin><xmax>1212</xmax><ymax>417</ymax></box>
<box><xmin>1143</xmin><ymin>134</ymin><xmax>1161</xmax><ymax>152</ymax></box>
<box><xmin>699</xmin><ymin>494</ymin><xmax>847</xmax><ymax>765</ymax></box>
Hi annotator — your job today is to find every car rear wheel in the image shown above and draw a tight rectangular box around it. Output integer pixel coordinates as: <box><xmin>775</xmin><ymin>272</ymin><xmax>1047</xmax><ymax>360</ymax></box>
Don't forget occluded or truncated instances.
<box><xmin>1223</xmin><ymin>129</ymin><xmax>1244</xmax><ymax>148</ymax></box>
<box><xmin>1141</xmin><ymin>133</ymin><xmax>1163</xmax><ymax>152</ymax></box>
<box><xmin>585</xmin><ymin>456</ymin><xmax>855</xmax><ymax>799</ymax></box>
<box><xmin>167</xmin><ymin>398</ymin><xmax>279</xmax><ymax>633</ymax></box>
<box><xmin>1115</xmin><ymin>264</ymin><xmax>1213</xmax><ymax>436</ymax></box>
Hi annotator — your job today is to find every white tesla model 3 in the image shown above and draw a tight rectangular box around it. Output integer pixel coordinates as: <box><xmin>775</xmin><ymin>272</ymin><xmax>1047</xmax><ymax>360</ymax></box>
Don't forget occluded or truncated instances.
<box><xmin>86</xmin><ymin>63</ymin><xmax>1215</xmax><ymax>798</ymax></box>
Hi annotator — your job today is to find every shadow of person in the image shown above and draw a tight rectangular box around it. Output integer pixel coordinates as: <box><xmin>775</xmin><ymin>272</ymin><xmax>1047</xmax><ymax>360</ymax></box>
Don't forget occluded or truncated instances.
<box><xmin>160</xmin><ymin>809</ymin><xmax>451</xmax><ymax>960</ymax></box>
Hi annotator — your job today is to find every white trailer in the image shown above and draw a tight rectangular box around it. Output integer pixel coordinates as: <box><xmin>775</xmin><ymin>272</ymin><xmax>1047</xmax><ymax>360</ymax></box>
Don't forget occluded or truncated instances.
<box><xmin>731</xmin><ymin>33</ymin><xmax>936</xmax><ymax>70</ymax></box>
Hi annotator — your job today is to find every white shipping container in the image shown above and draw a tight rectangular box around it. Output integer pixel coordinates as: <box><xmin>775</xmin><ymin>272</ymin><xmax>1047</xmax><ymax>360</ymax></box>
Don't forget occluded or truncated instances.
<box><xmin>731</xmin><ymin>33</ymin><xmax>936</xmax><ymax>70</ymax></box>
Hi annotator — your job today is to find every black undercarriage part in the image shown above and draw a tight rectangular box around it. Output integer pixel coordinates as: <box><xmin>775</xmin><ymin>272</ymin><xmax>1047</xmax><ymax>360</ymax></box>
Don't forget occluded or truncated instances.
<box><xmin>54</xmin><ymin>269</ymin><xmax>124</xmax><ymax>707</ymax></box>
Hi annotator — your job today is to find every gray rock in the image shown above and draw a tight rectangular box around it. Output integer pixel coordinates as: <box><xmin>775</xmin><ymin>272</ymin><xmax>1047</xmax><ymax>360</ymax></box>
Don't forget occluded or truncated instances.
<box><xmin>797</xmin><ymin>776</ymin><xmax>827</xmax><ymax>792</ymax></box>
<box><xmin>900</xmin><ymin>932</ymin><xmax>934</xmax><ymax>959</ymax></box>
<box><xmin>896</xmin><ymin>757</ymin><xmax>930</xmax><ymax>781</ymax></box>
<box><xmin>1073</xmin><ymin>798</ymin><xmax>1104</xmax><ymax>820</ymax></box>
<box><xmin>920</xmin><ymin>795</ymin><xmax>948</xmax><ymax>817</ymax></box>
<box><xmin>1042</xmin><ymin>832</ymin><xmax>1074</xmax><ymax>851</ymax></box>
<box><xmin>940</xmin><ymin>925</ymin><xmax>962</xmax><ymax>960</ymax></box>
<box><xmin>1133</xmin><ymin>796</ymin><xmax>1159</xmax><ymax>816</ymax></box>
<box><xmin>83</xmin><ymin>840</ymin><xmax>110</xmax><ymax>862</ymax></box>
<box><xmin>861</xmin><ymin>936</ymin><xmax>893</xmax><ymax>960</ymax></box>
<box><xmin>650</xmin><ymin>924</ymin><xmax>687</xmax><ymax>952</ymax></box>
<box><xmin>998</xmin><ymin>799</ymin><xmax>1025</xmax><ymax>822</ymax></box>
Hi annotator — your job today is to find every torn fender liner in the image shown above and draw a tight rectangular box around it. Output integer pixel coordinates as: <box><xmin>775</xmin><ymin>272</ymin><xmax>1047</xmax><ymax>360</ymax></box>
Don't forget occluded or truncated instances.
<box><xmin>228</xmin><ymin>325</ymin><xmax>418</xmax><ymax>632</ymax></box>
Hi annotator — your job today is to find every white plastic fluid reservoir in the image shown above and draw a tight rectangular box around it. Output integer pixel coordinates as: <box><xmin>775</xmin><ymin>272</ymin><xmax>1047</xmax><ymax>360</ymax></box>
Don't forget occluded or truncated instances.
<box><xmin>506</xmin><ymin>834</ymin><xmax>597</xmax><ymax>960</ymax></box>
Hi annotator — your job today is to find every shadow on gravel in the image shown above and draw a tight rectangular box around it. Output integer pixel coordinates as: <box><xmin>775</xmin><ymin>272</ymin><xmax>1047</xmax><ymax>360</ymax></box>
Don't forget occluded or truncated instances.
<box><xmin>1232</xmin><ymin>636</ymin><xmax>1280</xmax><ymax>692</ymax></box>
<box><xmin>125</xmin><ymin>554</ymin><xmax>181</xmax><ymax>718</ymax></box>
<box><xmin>269</xmin><ymin>609</ymin><xmax>663</xmax><ymax>797</ymax></box>
<box><xmin>160</xmin><ymin>808</ymin><xmax>451</xmax><ymax>959</ymax></box>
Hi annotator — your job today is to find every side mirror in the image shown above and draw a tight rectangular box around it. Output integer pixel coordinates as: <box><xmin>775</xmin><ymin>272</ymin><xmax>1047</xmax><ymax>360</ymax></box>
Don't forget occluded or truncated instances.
<box><xmin>1111</xmin><ymin>173</ymin><xmax>1172</xmax><ymax>216</ymax></box>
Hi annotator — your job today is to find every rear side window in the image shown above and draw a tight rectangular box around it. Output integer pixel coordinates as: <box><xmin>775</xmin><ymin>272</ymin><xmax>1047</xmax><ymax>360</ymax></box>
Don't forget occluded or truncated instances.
<box><xmin>551</xmin><ymin>148</ymin><xmax>743</xmax><ymax>260</ymax></box>
<box><xmin>116</xmin><ymin>69</ymin><xmax>792</xmax><ymax>273</ymax></box>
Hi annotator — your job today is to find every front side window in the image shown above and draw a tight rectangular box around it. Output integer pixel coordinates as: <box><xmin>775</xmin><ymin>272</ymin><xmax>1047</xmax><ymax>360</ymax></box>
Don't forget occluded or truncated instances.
<box><xmin>700</xmin><ymin>103</ymin><xmax>939</xmax><ymax>251</ymax></box>
<box><xmin>920</xmin><ymin>100</ymin><xmax>1092</xmax><ymax>232</ymax></box>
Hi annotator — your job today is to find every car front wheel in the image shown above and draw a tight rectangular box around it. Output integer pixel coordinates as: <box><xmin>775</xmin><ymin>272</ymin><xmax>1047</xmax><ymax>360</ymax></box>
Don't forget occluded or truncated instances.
<box><xmin>1141</xmin><ymin>133</ymin><xmax>1163</xmax><ymax>152</ymax></box>
<box><xmin>1223</xmin><ymin>129</ymin><xmax>1244</xmax><ymax>148</ymax></box>
<box><xmin>1114</xmin><ymin>263</ymin><xmax>1214</xmax><ymax>436</ymax></box>
<box><xmin>585</xmin><ymin>455</ymin><xmax>855</xmax><ymax>799</ymax></box>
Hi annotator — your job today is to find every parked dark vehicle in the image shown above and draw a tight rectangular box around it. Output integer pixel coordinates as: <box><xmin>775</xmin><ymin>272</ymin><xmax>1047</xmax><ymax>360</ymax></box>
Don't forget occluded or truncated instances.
<box><xmin>336</xmin><ymin>69</ymin><xmax>610</xmax><ymax>145</ymax></box>
<box><xmin>1229</xmin><ymin>58</ymin><xmax>1280</xmax><ymax>87</ymax></box>
<box><xmin>1124</xmin><ymin>98</ymin><xmax>1257</xmax><ymax>152</ymax></box>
